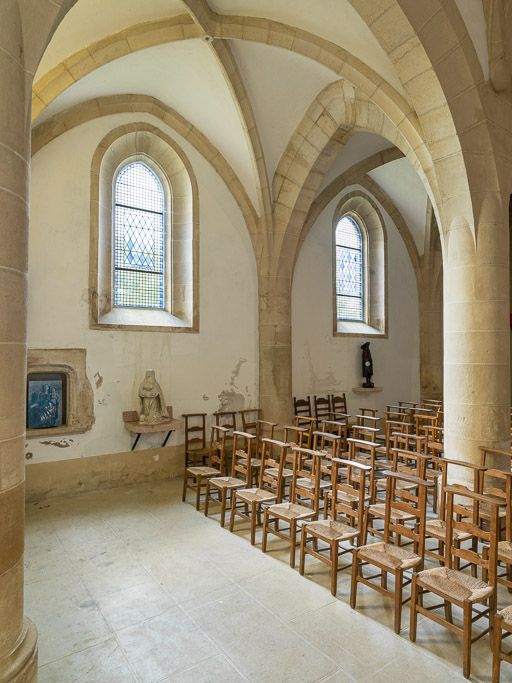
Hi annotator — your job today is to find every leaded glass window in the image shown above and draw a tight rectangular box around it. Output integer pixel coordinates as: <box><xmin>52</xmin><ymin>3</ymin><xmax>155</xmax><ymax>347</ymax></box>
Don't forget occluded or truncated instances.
<box><xmin>335</xmin><ymin>215</ymin><xmax>364</xmax><ymax>321</ymax></box>
<box><xmin>113</xmin><ymin>161</ymin><xmax>166</xmax><ymax>309</ymax></box>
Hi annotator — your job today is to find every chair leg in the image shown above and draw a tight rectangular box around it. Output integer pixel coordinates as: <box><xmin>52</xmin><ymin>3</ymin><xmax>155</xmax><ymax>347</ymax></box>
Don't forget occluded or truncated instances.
<box><xmin>409</xmin><ymin>575</ymin><xmax>418</xmax><ymax>642</ymax></box>
<box><xmin>220</xmin><ymin>488</ymin><xmax>227</xmax><ymax>527</ymax></box>
<box><xmin>204</xmin><ymin>481</ymin><xmax>210</xmax><ymax>517</ymax></box>
<box><xmin>492</xmin><ymin>614</ymin><xmax>502</xmax><ymax>683</ymax></box>
<box><xmin>299</xmin><ymin>526</ymin><xmax>307</xmax><ymax>576</ymax></box>
<box><xmin>394</xmin><ymin>569</ymin><xmax>403</xmax><ymax>634</ymax></box>
<box><xmin>331</xmin><ymin>540</ymin><xmax>338</xmax><ymax>597</ymax></box>
<box><xmin>229</xmin><ymin>493</ymin><xmax>237</xmax><ymax>532</ymax></box>
<box><xmin>444</xmin><ymin>600</ymin><xmax>453</xmax><ymax>623</ymax></box>
<box><xmin>250</xmin><ymin>502</ymin><xmax>258</xmax><ymax>545</ymax></box>
<box><xmin>350</xmin><ymin>551</ymin><xmax>359</xmax><ymax>609</ymax></box>
<box><xmin>290</xmin><ymin>520</ymin><xmax>297</xmax><ymax>568</ymax></box>
<box><xmin>261</xmin><ymin>509</ymin><xmax>268</xmax><ymax>552</ymax></box>
<box><xmin>195</xmin><ymin>476</ymin><xmax>202</xmax><ymax>510</ymax></box>
<box><xmin>181</xmin><ymin>474</ymin><xmax>187</xmax><ymax>502</ymax></box>
<box><xmin>463</xmin><ymin>602</ymin><xmax>472</xmax><ymax>679</ymax></box>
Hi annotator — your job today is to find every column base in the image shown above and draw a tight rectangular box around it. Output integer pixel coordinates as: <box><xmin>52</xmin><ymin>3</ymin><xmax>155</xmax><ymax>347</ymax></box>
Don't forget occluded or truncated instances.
<box><xmin>0</xmin><ymin>619</ymin><xmax>37</xmax><ymax>683</ymax></box>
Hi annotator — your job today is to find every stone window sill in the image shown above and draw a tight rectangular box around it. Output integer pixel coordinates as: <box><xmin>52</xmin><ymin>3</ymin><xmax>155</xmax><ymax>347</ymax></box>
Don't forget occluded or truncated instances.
<box><xmin>92</xmin><ymin>307</ymin><xmax>196</xmax><ymax>332</ymax></box>
<box><xmin>334</xmin><ymin>320</ymin><xmax>386</xmax><ymax>338</ymax></box>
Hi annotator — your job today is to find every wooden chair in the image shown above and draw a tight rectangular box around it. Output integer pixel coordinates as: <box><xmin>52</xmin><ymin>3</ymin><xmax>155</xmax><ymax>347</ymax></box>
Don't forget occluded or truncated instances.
<box><xmin>493</xmin><ymin>606</ymin><xmax>512</xmax><ymax>682</ymax></box>
<box><xmin>314</xmin><ymin>395</ymin><xmax>331</xmax><ymax>422</ymax></box>
<box><xmin>294</xmin><ymin>415</ymin><xmax>317</xmax><ymax>448</ymax></box>
<box><xmin>359</xmin><ymin>407</ymin><xmax>379</xmax><ymax>418</ymax></box>
<box><xmin>255</xmin><ymin>419</ymin><xmax>278</xmax><ymax>455</ymax></box>
<box><xmin>229</xmin><ymin>437</ymin><xmax>289</xmax><ymax>545</ymax></box>
<box><xmin>366</xmin><ymin>450</ymin><xmax>430</xmax><ymax>542</ymax></box>
<box><xmin>300</xmin><ymin>458</ymin><xmax>370</xmax><ymax>595</ymax></box>
<box><xmin>182</xmin><ymin>425</ymin><xmax>229</xmax><ymax>509</ymax></box>
<box><xmin>423</xmin><ymin>458</ymin><xmax>486</xmax><ymax>568</ymax></box>
<box><xmin>283</xmin><ymin>424</ymin><xmax>309</xmax><ymax>448</ymax></box>
<box><xmin>182</xmin><ymin>412</ymin><xmax>209</xmax><ymax>467</ymax></box>
<box><xmin>330</xmin><ymin>392</ymin><xmax>347</xmax><ymax>415</ymax></box>
<box><xmin>204</xmin><ymin>430</ymin><xmax>251</xmax><ymax>528</ymax></box>
<box><xmin>350</xmin><ymin>470</ymin><xmax>433</xmax><ymax>633</ymax></box>
<box><xmin>346</xmin><ymin>437</ymin><xmax>382</xmax><ymax>503</ymax></box>
<box><xmin>262</xmin><ymin>446</ymin><xmax>324</xmax><ymax>567</ymax></box>
<box><xmin>214</xmin><ymin>411</ymin><xmax>237</xmax><ymax>473</ymax></box>
<box><xmin>311</xmin><ymin>430</ymin><xmax>341</xmax><ymax>479</ymax></box>
<box><xmin>410</xmin><ymin>487</ymin><xmax>503</xmax><ymax>679</ymax></box>
<box><xmin>321</xmin><ymin>418</ymin><xmax>350</xmax><ymax>452</ymax></box>
<box><xmin>239</xmin><ymin>408</ymin><xmax>261</xmax><ymax>435</ymax></box>
<box><xmin>293</xmin><ymin>395</ymin><xmax>312</xmax><ymax>417</ymax></box>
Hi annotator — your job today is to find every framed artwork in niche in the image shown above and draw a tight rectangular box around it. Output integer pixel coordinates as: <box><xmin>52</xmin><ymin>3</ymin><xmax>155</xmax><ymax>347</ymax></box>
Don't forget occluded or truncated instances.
<box><xmin>26</xmin><ymin>372</ymin><xmax>67</xmax><ymax>430</ymax></box>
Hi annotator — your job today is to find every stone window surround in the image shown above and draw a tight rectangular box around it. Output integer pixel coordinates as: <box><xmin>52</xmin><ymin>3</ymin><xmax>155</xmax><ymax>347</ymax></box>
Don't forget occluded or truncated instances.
<box><xmin>90</xmin><ymin>123</ymin><xmax>199</xmax><ymax>332</ymax></box>
<box><xmin>26</xmin><ymin>348</ymin><xmax>94</xmax><ymax>439</ymax></box>
<box><xmin>332</xmin><ymin>191</ymin><xmax>387</xmax><ymax>338</ymax></box>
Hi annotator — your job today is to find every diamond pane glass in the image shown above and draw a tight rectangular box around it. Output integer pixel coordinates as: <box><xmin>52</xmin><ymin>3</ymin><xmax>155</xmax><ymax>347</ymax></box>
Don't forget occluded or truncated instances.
<box><xmin>113</xmin><ymin>162</ymin><xmax>165</xmax><ymax>309</ymax></box>
<box><xmin>335</xmin><ymin>215</ymin><xmax>363</xmax><ymax>321</ymax></box>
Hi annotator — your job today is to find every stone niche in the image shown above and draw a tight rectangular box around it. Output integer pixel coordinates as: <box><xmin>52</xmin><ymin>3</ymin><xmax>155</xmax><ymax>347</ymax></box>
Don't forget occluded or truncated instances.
<box><xmin>26</xmin><ymin>348</ymin><xmax>94</xmax><ymax>438</ymax></box>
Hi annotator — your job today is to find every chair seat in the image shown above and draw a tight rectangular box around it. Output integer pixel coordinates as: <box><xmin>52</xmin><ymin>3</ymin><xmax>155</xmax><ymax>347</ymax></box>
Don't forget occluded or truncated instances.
<box><xmin>186</xmin><ymin>466</ymin><xmax>221</xmax><ymax>477</ymax></box>
<box><xmin>305</xmin><ymin>519</ymin><xmax>359</xmax><ymax>542</ymax></box>
<box><xmin>358</xmin><ymin>541</ymin><xmax>421</xmax><ymax>571</ymax></box>
<box><xmin>425</xmin><ymin>519</ymin><xmax>472</xmax><ymax>541</ymax></box>
<box><xmin>498</xmin><ymin>604</ymin><xmax>512</xmax><ymax>628</ymax></box>
<box><xmin>498</xmin><ymin>540</ymin><xmax>512</xmax><ymax>563</ymax></box>
<box><xmin>296</xmin><ymin>478</ymin><xmax>331</xmax><ymax>490</ymax></box>
<box><xmin>368</xmin><ymin>503</ymin><xmax>416</xmax><ymax>521</ymax></box>
<box><xmin>208</xmin><ymin>476</ymin><xmax>246</xmax><ymax>489</ymax></box>
<box><xmin>416</xmin><ymin>566</ymin><xmax>493</xmax><ymax>603</ymax></box>
<box><xmin>236</xmin><ymin>487</ymin><xmax>277</xmax><ymax>504</ymax></box>
<box><xmin>265</xmin><ymin>467</ymin><xmax>293</xmax><ymax>479</ymax></box>
<box><xmin>375</xmin><ymin>478</ymin><xmax>417</xmax><ymax>492</ymax></box>
<box><xmin>238</xmin><ymin>458</ymin><xmax>262</xmax><ymax>468</ymax></box>
<box><xmin>327</xmin><ymin>489</ymin><xmax>370</xmax><ymax>504</ymax></box>
<box><xmin>458</xmin><ymin>501</ymin><xmax>506</xmax><ymax>519</ymax></box>
<box><xmin>267</xmin><ymin>501</ymin><xmax>315</xmax><ymax>520</ymax></box>
<box><xmin>425</xmin><ymin>470</ymin><xmax>442</xmax><ymax>480</ymax></box>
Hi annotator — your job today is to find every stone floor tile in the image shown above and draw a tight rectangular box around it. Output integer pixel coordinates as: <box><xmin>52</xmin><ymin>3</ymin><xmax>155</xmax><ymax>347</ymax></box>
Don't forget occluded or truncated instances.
<box><xmin>163</xmin><ymin>654</ymin><xmax>247</xmax><ymax>682</ymax></box>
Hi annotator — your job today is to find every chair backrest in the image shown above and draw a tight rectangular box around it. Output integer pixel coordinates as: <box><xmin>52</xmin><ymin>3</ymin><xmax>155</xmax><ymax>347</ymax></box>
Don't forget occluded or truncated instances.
<box><xmin>293</xmin><ymin>395</ymin><xmax>312</xmax><ymax>417</ymax></box>
<box><xmin>256</xmin><ymin>420</ymin><xmax>277</xmax><ymax>445</ymax></box>
<box><xmin>479</xmin><ymin>446</ymin><xmax>512</xmax><ymax>469</ymax></box>
<box><xmin>330</xmin><ymin>457</ymin><xmax>370</xmax><ymax>542</ymax></box>
<box><xmin>314</xmin><ymin>395</ymin><xmax>331</xmax><ymax>421</ymax></box>
<box><xmin>437</xmin><ymin>458</ymin><xmax>487</xmax><ymax>520</ymax></box>
<box><xmin>359</xmin><ymin>407</ymin><xmax>378</xmax><ymax>417</ymax></box>
<box><xmin>347</xmin><ymin>437</ymin><xmax>380</xmax><ymax>500</ymax></box>
<box><xmin>290</xmin><ymin>446</ymin><xmax>324</xmax><ymax>512</ymax></box>
<box><xmin>209</xmin><ymin>425</ymin><xmax>230</xmax><ymax>470</ymax></box>
<box><xmin>320</xmin><ymin>419</ymin><xmax>349</xmax><ymax>450</ymax></box>
<box><xmin>390</xmin><ymin>447</ymin><xmax>430</xmax><ymax>479</ymax></box>
<box><xmin>231</xmin><ymin>430</ymin><xmax>257</xmax><ymax>483</ymax></box>
<box><xmin>294</xmin><ymin>415</ymin><xmax>317</xmax><ymax>447</ymax></box>
<box><xmin>312</xmin><ymin>430</ymin><xmax>341</xmax><ymax>461</ymax></box>
<box><xmin>239</xmin><ymin>408</ymin><xmax>261</xmax><ymax>435</ymax></box>
<box><xmin>384</xmin><ymin>420</ymin><xmax>412</xmax><ymax>452</ymax></box>
<box><xmin>351</xmin><ymin>424</ymin><xmax>380</xmax><ymax>442</ymax></box>
<box><xmin>330</xmin><ymin>392</ymin><xmax>347</xmax><ymax>414</ymax></box>
<box><xmin>214</xmin><ymin>410</ymin><xmax>237</xmax><ymax>431</ymax></box>
<box><xmin>182</xmin><ymin>413</ymin><xmax>207</xmax><ymax>452</ymax></box>
<box><xmin>391</xmin><ymin>432</ymin><xmax>426</xmax><ymax>455</ymax></box>
<box><xmin>259</xmin><ymin>438</ymin><xmax>289</xmax><ymax>500</ymax></box>
<box><xmin>355</xmin><ymin>414</ymin><xmax>381</xmax><ymax>428</ymax></box>
<box><xmin>444</xmin><ymin>486</ymin><xmax>503</xmax><ymax>585</ymax></box>
<box><xmin>385</xmin><ymin>405</ymin><xmax>410</xmax><ymax>423</ymax></box>
<box><xmin>413</xmin><ymin>409</ymin><xmax>438</xmax><ymax>435</ymax></box>
<box><xmin>282</xmin><ymin>424</ymin><xmax>309</xmax><ymax>448</ymax></box>
<box><xmin>481</xmin><ymin>467</ymin><xmax>512</xmax><ymax>542</ymax></box>
<box><xmin>382</xmin><ymin>470</ymin><xmax>432</xmax><ymax>556</ymax></box>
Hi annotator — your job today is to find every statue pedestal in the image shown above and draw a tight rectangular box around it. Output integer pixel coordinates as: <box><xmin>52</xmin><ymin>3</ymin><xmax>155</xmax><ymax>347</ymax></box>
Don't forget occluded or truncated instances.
<box><xmin>352</xmin><ymin>386</ymin><xmax>383</xmax><ymax>394</ymax></box>
<box><xmin>123</xmin><ymin>407</ymin><xmax>184</xmax><ymax>450</ymax></box>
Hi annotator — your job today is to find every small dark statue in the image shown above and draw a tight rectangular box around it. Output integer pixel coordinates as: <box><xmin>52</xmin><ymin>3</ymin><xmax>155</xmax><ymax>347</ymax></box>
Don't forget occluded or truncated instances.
<box><xmin>361</xmin><ymin>342</ymin><xmax>374</xmax><ymax>388</ymax></box>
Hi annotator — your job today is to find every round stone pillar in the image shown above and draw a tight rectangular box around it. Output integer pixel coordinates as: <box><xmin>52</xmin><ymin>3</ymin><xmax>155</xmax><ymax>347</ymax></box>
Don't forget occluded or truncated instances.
<box><xmin>0</xmin><ymin>1</ymin><xmax>38</xmax><ymax>681</ymax></box>
<box><xmin>443</xmin><ymin>209</ymin><xmax>510</xmax><ymax>477</ymax></box>
<box><xmin>258</xmin><ymin>272</ymin><xmax>292</xmax><ymax>425</ymax></box>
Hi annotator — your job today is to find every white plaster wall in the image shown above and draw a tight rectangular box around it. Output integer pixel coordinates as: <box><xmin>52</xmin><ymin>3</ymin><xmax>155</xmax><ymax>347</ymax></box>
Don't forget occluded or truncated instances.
<box><xmin>28</xmin><ymin>113</ymin><xmax>258</xmax><ymax>463</ymax></box>
<box><xmin>292</xmin><ymin>184</ymin><xmax>420</xmax><ymax>416</ymax></box>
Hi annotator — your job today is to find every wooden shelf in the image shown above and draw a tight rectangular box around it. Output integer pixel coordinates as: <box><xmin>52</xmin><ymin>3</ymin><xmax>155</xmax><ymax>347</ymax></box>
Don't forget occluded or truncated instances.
<box><xmin>352</xmin><ymin>387</ymin><xmax>383</xmax><ymax>394</ymax></box>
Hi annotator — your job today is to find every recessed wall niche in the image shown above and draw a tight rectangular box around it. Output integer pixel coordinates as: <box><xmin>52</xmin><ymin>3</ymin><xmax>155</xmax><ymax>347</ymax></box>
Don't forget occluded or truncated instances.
<box><xmin>26</xmin><ymin>349</ymin><xmax>94</xmax><ymax>438</ymax></box>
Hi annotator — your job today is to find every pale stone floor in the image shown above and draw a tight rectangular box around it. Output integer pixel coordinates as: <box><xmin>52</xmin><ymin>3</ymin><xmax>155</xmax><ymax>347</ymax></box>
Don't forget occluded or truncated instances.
<box><xmin>24</xmin><ymin>478</ymin><xmax>509</xmax><ymax>682</ymax></box>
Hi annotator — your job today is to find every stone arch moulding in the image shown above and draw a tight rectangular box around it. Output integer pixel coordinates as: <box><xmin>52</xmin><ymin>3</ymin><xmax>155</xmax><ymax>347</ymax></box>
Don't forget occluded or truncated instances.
<box><xmin>331</xmin><ymin>191</ymin><xmax>387</xmax><ymax>337</ymax></box>
<box><xmin>90</xmin><ymin>122</ymin><xmax>199</xmax><ymax>332</ymax></box>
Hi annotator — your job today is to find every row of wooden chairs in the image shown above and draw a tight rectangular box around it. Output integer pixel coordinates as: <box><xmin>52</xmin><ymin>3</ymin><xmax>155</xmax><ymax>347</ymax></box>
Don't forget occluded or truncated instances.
<box><xmin>293</xmin><ymin>393</ymin><xmax>347</xmax><ymax>420</ymax></box>
<box><xmin>181</xmin><ymin>410</ymin><xmax>512</xmax><ymax>681</ymax></box>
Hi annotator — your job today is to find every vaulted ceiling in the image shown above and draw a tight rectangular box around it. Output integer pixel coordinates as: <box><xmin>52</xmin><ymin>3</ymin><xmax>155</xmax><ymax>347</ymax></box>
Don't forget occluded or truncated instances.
<box><xmin>33</xmin><ymin>0</ymin><xmax>489</xmax><ymax>252</ymax></box>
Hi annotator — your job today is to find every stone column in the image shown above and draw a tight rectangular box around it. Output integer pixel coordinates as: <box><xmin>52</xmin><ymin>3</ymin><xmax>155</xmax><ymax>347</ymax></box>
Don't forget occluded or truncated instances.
<box><xmin>443</xmin><ymin>210</ymin><xmax>510</xmax><ymax>477</ymax></box>
<box><xmin>0</xmin><ymin>2</ymin><xmax>38</xmax><ymax>681</ymax></box>
<box><xmin>258</xmin><ymin>269</ymin><xmax>292</xmax><ymax>425</ymax></box>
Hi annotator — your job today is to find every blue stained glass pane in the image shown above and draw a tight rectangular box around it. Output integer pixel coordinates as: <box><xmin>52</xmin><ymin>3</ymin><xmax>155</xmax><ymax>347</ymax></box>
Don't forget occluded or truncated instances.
<box><xmin>335</xmin><ymin>215</ymin><xmax>363</xmax><ymax>321</ymax></box>
<box><xmin>113</xmin><ymin>162</ymin><xmax>166</xmax><ymax>309</ymax></box>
